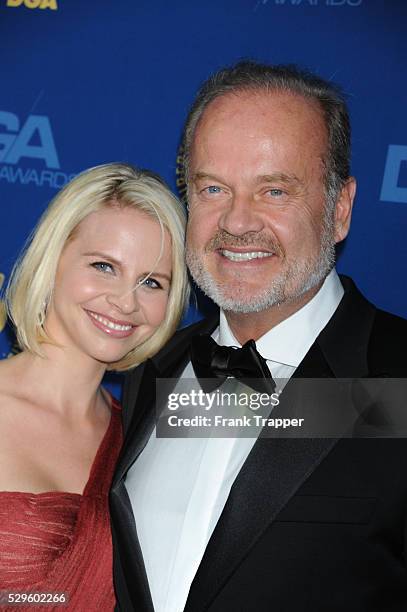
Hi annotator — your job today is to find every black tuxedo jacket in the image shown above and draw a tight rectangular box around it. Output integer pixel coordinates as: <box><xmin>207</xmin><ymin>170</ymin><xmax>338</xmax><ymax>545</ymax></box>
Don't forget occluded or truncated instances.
<box><xmin>110</xmin><ymin>277</ymin><xmax>407</xmax><ymax>612</ymax></box>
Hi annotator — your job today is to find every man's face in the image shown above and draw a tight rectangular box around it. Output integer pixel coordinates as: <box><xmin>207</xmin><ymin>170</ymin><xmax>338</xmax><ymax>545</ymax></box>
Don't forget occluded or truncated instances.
<box><xmin>186</xmin><ymin>91</ymin><xmax>350</xmax><ymax>314</ymax></box>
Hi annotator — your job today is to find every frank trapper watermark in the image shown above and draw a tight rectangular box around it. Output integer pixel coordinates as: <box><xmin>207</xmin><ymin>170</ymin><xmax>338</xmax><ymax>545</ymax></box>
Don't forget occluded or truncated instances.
<box><xmin>166</xmin><ymin>387</ymin><xmax>303</xmax><ymax>432</ymax></box>
<box><xmin>156</xmin><ymin>378</ymin><xmax>407</xmax><ymax>439</ymax></box>
<box><xmin>157</xmin><ymin>379</ymin><xmax>305</xmax><ymax>438</ymax></box>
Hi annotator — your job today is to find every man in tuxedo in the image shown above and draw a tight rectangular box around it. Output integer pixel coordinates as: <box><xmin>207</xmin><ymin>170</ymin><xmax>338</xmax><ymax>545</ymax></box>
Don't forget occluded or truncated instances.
<box><xmin>110</xmin><ymin>61</ymin><xmax>407</xmax><ymax>611</ymax></box>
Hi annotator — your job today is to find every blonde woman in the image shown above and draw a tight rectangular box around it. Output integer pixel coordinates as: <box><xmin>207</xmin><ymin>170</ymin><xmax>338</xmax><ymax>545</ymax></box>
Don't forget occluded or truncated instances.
<box><xmin>0</xmin><ymin>163</ymin><xmax>189</xmax><ymax>609</ymax></box>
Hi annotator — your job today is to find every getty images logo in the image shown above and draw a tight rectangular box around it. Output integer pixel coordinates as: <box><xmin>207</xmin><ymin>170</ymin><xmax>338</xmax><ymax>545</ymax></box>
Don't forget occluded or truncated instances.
<box><xmin>381</xmin><ymin>145</ymin><xmax>407</xmax><ymax>204</ymax></box>
<box><xmin>0</xmin><ymin>110</ymin><xmax>75</xmax><ymax>189</ymax></box>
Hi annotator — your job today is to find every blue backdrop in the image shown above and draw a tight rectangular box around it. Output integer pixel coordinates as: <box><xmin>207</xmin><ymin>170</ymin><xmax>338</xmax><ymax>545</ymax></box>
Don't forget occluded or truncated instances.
<box><xmin>1</xmin><ymin>0</ymin><xmax>406</xmax><ymax>395</ymax></box>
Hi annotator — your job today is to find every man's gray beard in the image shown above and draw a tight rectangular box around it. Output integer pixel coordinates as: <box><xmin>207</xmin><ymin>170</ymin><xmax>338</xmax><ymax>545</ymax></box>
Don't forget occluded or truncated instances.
<box><xmin>186</xmin><ymin>210</ymin><xmax>336</xmax><ymax>314</ymax></box>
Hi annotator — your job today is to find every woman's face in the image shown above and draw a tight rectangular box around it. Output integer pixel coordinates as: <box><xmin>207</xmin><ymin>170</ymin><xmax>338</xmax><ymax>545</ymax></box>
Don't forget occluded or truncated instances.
<box><xmin>45</xmin><ymin>205</ymin><xmax>172</xmax><ymax>367</ymax></box>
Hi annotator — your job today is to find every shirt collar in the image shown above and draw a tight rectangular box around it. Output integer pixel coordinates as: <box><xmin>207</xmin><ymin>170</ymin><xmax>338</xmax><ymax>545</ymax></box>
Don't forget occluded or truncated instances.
<box><xmin>217</xmin><ymin>269</ymin><xmax>344</xmax><ymax>367</ymax></box>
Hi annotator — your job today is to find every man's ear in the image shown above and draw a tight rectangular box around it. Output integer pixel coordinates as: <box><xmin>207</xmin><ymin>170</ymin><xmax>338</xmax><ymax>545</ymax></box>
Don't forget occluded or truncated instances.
<box><xmin>334</xmin><ymin>177</ymin><xmax>356</xmax><ymax>244</ymax></box>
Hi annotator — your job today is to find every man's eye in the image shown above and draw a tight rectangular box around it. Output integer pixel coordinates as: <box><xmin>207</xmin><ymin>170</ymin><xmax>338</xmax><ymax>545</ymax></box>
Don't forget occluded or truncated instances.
<box><xmin>269</xmin><ymin>188</ymin><xmax>284</xmax><ymax>197</ymax></box>
<box><xmin>202</xmin><ymin>185</ymin><xmax>222</xmax><ymax>195</ymax></box>
<box><xmin>141</xmin><ymin>277</ymin><xmax>162</xmax><ymax>289</ymax></box>
<box><xmin>91</xmin><ymin>261</ymin><xmax>114</xmax><ymax>274</ymax></box>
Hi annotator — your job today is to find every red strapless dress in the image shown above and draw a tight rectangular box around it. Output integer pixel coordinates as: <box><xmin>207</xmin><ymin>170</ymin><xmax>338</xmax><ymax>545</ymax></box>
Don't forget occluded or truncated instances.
<box><xmin>0</xmin><ymin>397</ymin><xmax>122</xmax><ymax>611</ymax></box>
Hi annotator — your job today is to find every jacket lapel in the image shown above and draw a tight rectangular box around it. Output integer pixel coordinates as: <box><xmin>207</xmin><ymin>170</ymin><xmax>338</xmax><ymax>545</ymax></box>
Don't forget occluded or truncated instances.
<box><xmin>111</xmin><ymin>316</ymin><xmax>219</xmax><ymax>612</ymax></box>
<box><xmin>316</xmin><ymin>275</ymin><xmax>375</xmax><ymax>378</ymax></box>
<box><xmin>112</xmin><ymin>360</ymin><xmax>159</xmax><ymax>487</ymax></box>
<box><xmin>113</xmin><ymin>315</ymin><xmax>219</xmax><ymax>486</ymax></box>
<box><xmin>185</xmin><ymin>277</ymin><xmax>376</xmax><ymax>611</ymax></box>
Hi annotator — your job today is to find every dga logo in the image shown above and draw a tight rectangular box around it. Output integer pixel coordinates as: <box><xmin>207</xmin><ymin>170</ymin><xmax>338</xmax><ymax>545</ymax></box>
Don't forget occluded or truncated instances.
<box><xmin>380</xmin><ymin>145</ymin><xmax>407</xmax><ymax>204</ymax></box>
<box><xmin>0</xmin><ymin>110</ymin><xmax>75</xmax><ymax>189</ymax></box>
<box><xmin>0</xmin><ymin>273</ymin><xmax>7</xmax><ymax>333</ymax></box>
<box><xmin>6</xmin><ymin>0</ymin><xmax>58</xmax><ymax>9</ymax></box>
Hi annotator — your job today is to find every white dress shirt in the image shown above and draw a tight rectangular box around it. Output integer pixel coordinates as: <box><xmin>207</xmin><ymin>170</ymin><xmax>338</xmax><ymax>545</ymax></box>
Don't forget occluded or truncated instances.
<box><xmin>125</xmin><ymin>269</ymin><xmax>344</xmax><ymax>612</ymax></box>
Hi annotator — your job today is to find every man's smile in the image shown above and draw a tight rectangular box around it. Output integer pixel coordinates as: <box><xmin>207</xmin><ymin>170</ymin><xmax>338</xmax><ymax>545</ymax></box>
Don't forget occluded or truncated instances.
<box><xmin>219</xmin><ymin>248</ymin><xmax>274</xmax><ymax>262</ymax></box>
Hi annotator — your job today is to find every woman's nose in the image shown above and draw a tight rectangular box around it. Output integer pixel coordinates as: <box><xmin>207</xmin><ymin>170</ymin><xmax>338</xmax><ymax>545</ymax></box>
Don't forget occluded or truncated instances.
<box><xmin>105</xmin><ymin>286</ymin><xmax>141</xmax><ymax>315</ymax></box>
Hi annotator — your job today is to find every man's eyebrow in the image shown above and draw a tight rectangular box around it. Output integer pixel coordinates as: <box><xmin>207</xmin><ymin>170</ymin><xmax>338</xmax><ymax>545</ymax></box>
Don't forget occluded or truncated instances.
<box><xmin>255</xmin><ymin>173</ymin><xmax>302</xmax><ymax>185</ymax></box>
<box><xmin>192</xmin><ymin>172</ymin><xmax>226</xmax><ymax>183</ymax></box>
<box><xmin>191</xmin><ymin>172</ymin><xmax>302</xmax><ymax>185</ymax></box>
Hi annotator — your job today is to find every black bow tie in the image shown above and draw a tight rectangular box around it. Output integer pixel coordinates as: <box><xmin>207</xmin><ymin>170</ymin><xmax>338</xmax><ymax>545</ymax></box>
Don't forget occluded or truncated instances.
<box><xmin>190</xmin><ymin>333</ymin><xmax>276</xmax><ymax>394</ymax></box>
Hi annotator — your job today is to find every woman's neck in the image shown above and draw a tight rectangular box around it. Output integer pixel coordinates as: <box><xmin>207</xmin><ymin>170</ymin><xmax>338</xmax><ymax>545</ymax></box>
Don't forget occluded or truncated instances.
<box><xmin>9</xmin><ymin>345</ymin><xmax>108</xmax><ymax>421</ymax></box>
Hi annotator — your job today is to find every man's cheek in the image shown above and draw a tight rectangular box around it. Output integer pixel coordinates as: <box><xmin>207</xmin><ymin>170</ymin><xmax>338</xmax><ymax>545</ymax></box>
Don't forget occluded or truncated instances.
<box><xmin>186</xmin><ymin>225</ymin><xmax>204</xmax><ymax>248</ymax></box>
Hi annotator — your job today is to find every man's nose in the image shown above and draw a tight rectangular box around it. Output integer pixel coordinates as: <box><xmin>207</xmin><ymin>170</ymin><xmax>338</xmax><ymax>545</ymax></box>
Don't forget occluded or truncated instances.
<box><xmin>218</xmin><ymin>193</ymin><xmax>264</xmax><ymax>236</ymax></box>
<box><xmin>106</xmin><ymin>285</ymin><xmax>141</xmax><ymax>315</ymax></box>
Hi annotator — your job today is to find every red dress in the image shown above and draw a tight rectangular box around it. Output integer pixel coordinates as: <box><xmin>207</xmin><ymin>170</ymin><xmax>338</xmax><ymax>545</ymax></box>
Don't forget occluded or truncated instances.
<box><xmin>0</xmin><ymin>397</ymin><xmax>122</xmax><ymax>611</ymax></box>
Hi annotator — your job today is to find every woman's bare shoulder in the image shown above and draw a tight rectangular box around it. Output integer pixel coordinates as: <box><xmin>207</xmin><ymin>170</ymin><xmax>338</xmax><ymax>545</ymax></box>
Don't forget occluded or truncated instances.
<box><xmin>0</xmin><ymin>353</ymin><xmax>31</xmax><ymax>405</ymax></box>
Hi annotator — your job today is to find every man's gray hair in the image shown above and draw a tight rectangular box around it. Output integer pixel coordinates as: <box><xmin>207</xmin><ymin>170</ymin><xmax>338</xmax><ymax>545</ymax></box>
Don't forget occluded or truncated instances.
<box><xmin>181</xmin><ymin>60</ymin><xmax>351</xmax><ymax>211</ymax></box>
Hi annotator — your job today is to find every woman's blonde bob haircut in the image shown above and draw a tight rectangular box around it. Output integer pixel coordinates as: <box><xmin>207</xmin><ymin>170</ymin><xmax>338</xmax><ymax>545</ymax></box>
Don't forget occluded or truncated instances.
<box><xmin>6</xmin><ymin>163</ymin><xmax>189</xmax><ymax>371</ymax></box>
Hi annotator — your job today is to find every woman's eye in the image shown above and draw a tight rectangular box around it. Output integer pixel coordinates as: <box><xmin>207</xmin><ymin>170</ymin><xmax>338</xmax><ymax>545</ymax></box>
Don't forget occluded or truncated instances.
<box><xmin>142</xmin><ymin>277</ymin><xmax>162</xmax><ymax>289</ymax></box>
<box><xmin>91</xmin><ymin>261</ymin><xmax>114</xmax><ymax>274</ymax></box>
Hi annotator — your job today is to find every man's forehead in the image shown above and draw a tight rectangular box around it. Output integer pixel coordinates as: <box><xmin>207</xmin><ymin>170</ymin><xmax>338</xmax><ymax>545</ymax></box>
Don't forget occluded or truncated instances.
<box><xmin>199</xmin><ymin>89</ymin><xmax>324</xmax><ymax>125</ymax></box>
<box><xmin>189</xmin><ymin>89</ymin><xmax>328</xmax><ymax>171</ymax></box>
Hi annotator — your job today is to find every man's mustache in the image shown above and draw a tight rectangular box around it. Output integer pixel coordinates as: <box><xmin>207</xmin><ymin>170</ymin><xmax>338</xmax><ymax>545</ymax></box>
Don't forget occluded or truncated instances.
<box><xmin>204</xmin><ymin>230</ymin><xmax>284</xmax><ymax>257</ymax></box>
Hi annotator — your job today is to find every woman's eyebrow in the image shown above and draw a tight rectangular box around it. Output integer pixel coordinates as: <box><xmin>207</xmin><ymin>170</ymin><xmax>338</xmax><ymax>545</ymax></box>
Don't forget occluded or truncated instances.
<box><xmin>83</xmin><ymin>251</ymin><xmax>122</xmax><ymax>267</ymax></box>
